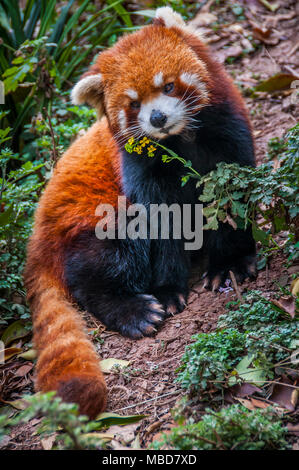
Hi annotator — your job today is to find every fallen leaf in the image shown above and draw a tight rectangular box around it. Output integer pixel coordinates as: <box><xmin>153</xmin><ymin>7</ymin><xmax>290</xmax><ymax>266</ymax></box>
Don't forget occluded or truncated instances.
<box><xmin>271</xmin><ymin>296</ymin><xmax>296</xmax><ymax>318</ymax></box>
<box><xmin>2</xmin><ymin>347</ymin><xmax>23</xmax><ymax>361</ymax></box>
<box><xmin>0</xmin><ymin>397</ymin><xmax>30</xmax><ymax>410</ymax></box>
<box><xmin>230</xmin><ymin>383</ymin><xmax>263</xmax><ymax>397</ymax></box>
<box><xmin>14</xmin><ymin>363</ymin><xmax>33</xmax><ymax>376</ymax></box>
<box><xmin>249</xmin><ymin>20</ymin><xmax>280</xmax><ymax>45</ymax></box>
<box><xmin>255</xmin><ymin>74</ymin><xmax>297</xmax><ymax>93</ymax></box>
<box><xmin>82</xmin><ymin>432</ymin><xmax>114</xmax><ymax>443</ymax></box>
<box><xmin>229</xmin><ymin>354</ymin><xmax>268</xmax><ymax>386</ymax></box>
<box><xmin>250</xmin><ymin>398</ymin><xmax>269</xmax><ymax>409</ymax></box>
<box><xmin>291</xmin><ymin>278</ymin><xmax>299</xmax><ymax>297</ymax></box>
<box><xmin>270</xmin><ymin>382</ymin><xmax>297</xmax><ymax>411</ymax></box>
<box><xmin>17</xmin><ymin>349</ymin><xmax>37</xmax><ymax>360</ymax></box>
<box><xmin>1</xmin><ymin>320</ymin><xmax>29</xmax><ymax>346</ymax></box>
<box><xmin>100</xmin><ymin>358</ymin><xmax>130</xmax><ymax>373</ymax></box>
<box><xmin>234</xmin><ymin>397</ymin><xmax>255</xmax><ymax>410</ymax></box>
<box><xmin>95</xmin><ymin>412</ymin><xmax>146</xmax><ymax>427</ymax></box>
<box><xmin>41</xmin><ymin>434</ymin><xmax>57</xmax><ymax>450</ymax></box>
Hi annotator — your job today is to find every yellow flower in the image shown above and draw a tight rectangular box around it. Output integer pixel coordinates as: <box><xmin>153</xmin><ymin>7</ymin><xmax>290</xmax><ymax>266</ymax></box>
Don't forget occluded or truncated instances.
<box><xmin>133</xmin><ymin>145</ymin><xmax>142</xmax><ymax>154</ymax></box>
<box><xmin>140</xmin><ymin>137</ymin><xmax>150</xmax><ymax>147</ymax></box>
<box><xmin>147</xmin><ymin>145</ymin><xmax>156</xmax><ymax>153</ymax></box>
<box><xmin>128</xmin><ymin>137</ymin><xmax>135</xmax><ymax>145</ymax></box>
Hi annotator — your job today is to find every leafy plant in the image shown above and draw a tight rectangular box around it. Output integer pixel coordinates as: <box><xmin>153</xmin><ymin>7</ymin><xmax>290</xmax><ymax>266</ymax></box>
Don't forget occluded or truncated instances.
<box><xmin>177</xmin><ymin>291</ymin><xmax>299</xmax><ymax>393</ymax></box>
<box><xmin>28</xmin><ymin>99</ymin><xmax>97</xmax><ymax>162</ymax></box>
<box><xmin>128</xmin><ymin>124</ymin><xmax>298</xmax><ymax>259</ymax></box>
<box><xmin>177</xmin><ymin>329</ymin><xmax>246</xmax><ymax>392</ymax></box>
<box><xmin>0</xmin><ymin>0</ymin><xmax>139</xmax><ymax>141</ymax></box>
<box><xmin>0</xmin><ymin>391</ymin><xmax>145</xmax><ymax>450</ymax></box>
<box><xmin>153</xmin><ymin>405</ymin><xmax>289</xmax><ymax>450</ymax></box>
<box><xmin>0</xmin><ymin>118</ymin><xmax>44</xmax><ymax>323</ymax></box>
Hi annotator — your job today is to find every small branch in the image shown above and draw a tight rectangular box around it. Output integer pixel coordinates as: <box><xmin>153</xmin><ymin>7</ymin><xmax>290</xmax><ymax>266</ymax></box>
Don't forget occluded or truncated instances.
<box><xmin>43</xmin><ymin>107</ymin><xmax>59</xmax><ymax>163</ymax></box>
<box><xmin>229</xmin><ymin>270</ymin><xmax>243</xmax><ymax>303</ymax></box>
<box><xmin>113</xmin><ymin>390</ymin><xmax>180</xmax><ymax>413</ymax></box>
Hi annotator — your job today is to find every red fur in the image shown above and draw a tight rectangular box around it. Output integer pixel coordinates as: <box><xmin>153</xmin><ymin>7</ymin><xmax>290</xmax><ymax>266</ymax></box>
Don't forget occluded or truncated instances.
<box><xmin>25</xmin><ymin>14</ymin><xmax>252</xmax><ymax>418</ymax></box>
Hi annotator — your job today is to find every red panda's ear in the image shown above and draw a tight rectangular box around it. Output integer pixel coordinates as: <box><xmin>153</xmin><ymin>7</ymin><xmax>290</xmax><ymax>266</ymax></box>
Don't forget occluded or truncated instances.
<box><xmin>154</xmin><ymin>7</ymin><xmax>205</xmax><ymax>42</ymax></box>
<box><xmin>71</xmin><ymin>72</ymin><xmax>104</xmax><ymax>118</ymax></box>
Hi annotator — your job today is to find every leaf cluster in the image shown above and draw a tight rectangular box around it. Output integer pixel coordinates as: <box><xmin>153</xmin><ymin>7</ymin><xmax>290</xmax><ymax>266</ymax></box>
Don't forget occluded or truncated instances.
<box><xmin>177</xmin><ymin>291</ymin><xmax>299</xmax><ymax>392</ymax></box>
<box><xmin>153</xmin><ymin>404</ymin><xmax>289</xmax><ymax>450</ymax></box>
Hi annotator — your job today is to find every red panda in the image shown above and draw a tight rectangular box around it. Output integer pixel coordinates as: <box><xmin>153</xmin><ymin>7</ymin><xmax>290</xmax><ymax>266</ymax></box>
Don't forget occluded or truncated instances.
<box><xmin>24</xmin><ymin>7</ymin><xmax>256</xmax><ymax>419</ymax></box>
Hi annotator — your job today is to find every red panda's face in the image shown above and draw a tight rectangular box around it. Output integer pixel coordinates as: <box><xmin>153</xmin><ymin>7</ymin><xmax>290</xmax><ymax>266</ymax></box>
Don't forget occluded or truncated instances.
<box><xmin>72</xmin><ymin>11</ymin><xmax>211</xmax><ymax>144</ymax></box>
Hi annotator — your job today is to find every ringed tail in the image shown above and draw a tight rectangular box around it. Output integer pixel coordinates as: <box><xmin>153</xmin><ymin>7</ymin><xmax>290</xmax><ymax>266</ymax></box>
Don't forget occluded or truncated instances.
<box><xmin>25</xmin><ymin>270</ymin><xmax>107</xmax><ymax>419</ymax></box>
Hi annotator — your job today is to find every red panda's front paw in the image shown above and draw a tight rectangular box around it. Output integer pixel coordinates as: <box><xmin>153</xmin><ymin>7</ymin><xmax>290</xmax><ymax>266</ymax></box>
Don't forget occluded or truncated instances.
<box><xmin>152</xmin><ymin>287</ymin><xmax>188</xmax><ymax>316</ymax></box>
<box><xmin>117</xmin><ymin>294</ymin><xmax>166</xmax><ymax>340</ymax></box>
<box><xmin>203</xmin><ymin>255</ymin><xmax>257</xmax><ymax>291</ymax></box>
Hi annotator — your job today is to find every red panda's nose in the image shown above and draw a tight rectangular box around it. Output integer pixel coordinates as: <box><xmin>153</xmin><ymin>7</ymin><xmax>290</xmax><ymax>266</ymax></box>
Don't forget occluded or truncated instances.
<box><xmin>150</xmin><ymin>110</ymin><xmax>167</xmax><ymax>128</ymax></box>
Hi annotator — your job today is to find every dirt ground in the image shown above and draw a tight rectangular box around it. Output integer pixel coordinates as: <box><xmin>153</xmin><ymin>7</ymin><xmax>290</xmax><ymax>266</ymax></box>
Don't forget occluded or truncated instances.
<box><xmin>1</xmin><ymin>0</ymin><xmax>299</xmax><ymax>450</ymax></box>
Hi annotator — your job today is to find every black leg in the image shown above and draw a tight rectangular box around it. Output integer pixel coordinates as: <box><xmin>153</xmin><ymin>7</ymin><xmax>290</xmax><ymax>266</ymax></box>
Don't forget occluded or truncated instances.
<box><xmin>204</xmin><ymin>224</ymin><xmax>257</xmax><ymax>290</ymax></box>
<box><xmin>150</xmin><ymin>238</ymin><xmax>190</xmax><ymax>315</ymax></box>
<box><xmin>65</xmin><ymin>231</ymin><xmax>167</xmax><ymax>339</ymax></box>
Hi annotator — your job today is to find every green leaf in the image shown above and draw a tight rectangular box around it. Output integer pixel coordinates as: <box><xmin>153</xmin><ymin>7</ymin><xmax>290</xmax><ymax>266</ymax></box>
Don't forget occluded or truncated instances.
<box><xmin>255</xmin><ymin>74</ymin><xmax>296</xmax><ymax>93</ymax></box>
<box><xmin>107</xmin><ymin>0</ymin><xmax>133</xmax><ymax>28</ymax></box>
<box><xmin>132</xmin><ymin>10</ymin><xmax>156</xmax><ymax>18</ymax></box>
<box><xmin>1</xmin><ymin>320</ymin><xmax>29</xmax><ymax>346</ymax></box>
<box><xmin>0</xmin><ymin>204</ymin><xmax>14</xmax><ymax>226</ymax></box>
<box><xmin>252</xmin><ymin>224</ymin><xmax>270</xmax><ymax>247</ymax></box>
<box><xmin>95</xmin><ymin>412</ymin><xmax>146</xmax><ymax>427</ymax></box>
<box><xmin>229</xmin><ymin>354</ymin><xmax>268</xmax><ymax>386</ymax></box>
<box><xmin>203</xmin><ymin>216</ymin><xmax>218</xmax><ymax>230</ymax></box>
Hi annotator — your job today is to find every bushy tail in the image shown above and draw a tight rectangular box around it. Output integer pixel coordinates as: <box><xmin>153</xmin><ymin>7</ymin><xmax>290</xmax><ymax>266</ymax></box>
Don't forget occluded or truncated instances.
<box><xmin>27</xmin><ymin>272</ymin><xmax>107</xmax><ymax>419</ymax></box>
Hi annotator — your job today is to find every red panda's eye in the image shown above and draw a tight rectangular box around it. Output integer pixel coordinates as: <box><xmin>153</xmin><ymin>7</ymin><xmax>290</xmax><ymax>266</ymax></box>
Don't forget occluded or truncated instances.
<box><xmin>163</xmin><ymin>82</ymin><xmax>174</xmax><ymax>94</ymax></box>
<box><xmin>130</xmin><ymin>101</ymin><xmax>141</xmax><ymax>109</ymax></box>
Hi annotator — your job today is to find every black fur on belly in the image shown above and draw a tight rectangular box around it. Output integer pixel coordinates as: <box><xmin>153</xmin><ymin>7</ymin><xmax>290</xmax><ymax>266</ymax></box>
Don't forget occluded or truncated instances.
<box><xmin>65</xmin><ymin>101</ymin><xmax>256</xmax><ymax>336</ymax></box>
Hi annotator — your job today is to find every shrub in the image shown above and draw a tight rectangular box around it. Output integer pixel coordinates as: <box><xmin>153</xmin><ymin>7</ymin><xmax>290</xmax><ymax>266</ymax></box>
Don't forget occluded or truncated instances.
<box><xmin>153</xmin><ymin>405</ymin><xmax>290</xmax><ymax>450</ymax></box>
<box><xmin>177</xmin><ymin>291</ymin><xmax>299</xmax><ymax>392</ymax></box>
<box><xmin>0</xmin><ymin>118</ymin><xmax>44</xmax><ymax>323</ymax></box>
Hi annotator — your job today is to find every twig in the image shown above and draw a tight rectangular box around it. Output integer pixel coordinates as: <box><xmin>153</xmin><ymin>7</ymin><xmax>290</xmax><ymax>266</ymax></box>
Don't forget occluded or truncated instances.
<box><xmin>229</xmin><ymin>270</ymin><xmax>243</xmax><ymax>303</ymax></box>
<box><xmin>113</xmin><ymin>390</ymin><xmax>180</xmax><ymax>413</ymax></box>
<box><xmin>214</xmin><ymin>379</ymin><xmax>299</xmax><ymax>389</ymax></box>
<box><xmin>43</xmin><ymin>107</ymin><xmax>59</xmax><ymax>163</ymax></box>
<box><xmin>282</xmin><ymin>65</ymin><xmax>299</xmax><ymax>79</ymax></box>
<box><xmin>287</xmin><ymin>39</ymin><xmax>299</xmax><ymax>57</ymax></box>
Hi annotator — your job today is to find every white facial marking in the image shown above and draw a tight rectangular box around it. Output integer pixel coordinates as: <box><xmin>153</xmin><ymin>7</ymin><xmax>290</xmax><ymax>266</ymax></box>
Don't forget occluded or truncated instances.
<box><xmin>138</xmin><ymin>93</ymin><xmax>186</xmax><ymax>139</ymax></box>
<box><xmin>180</xmin><ymin>72</ymin><xmax>209</xmax><ymax>101</ymax></box>
<box><xmin>125</xmin><ymin>89</ymin><xmax>138</xmax><ymax>100</ymax></box>
<box><xmin>118</xmin><ymin>109</ymin><xmax>126</xmax><ymax>131</ymax></box>
<box><xmin>153</xmin><ymin>72</ymin><xmax>164</xmax><ymax>87</ymax></box>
